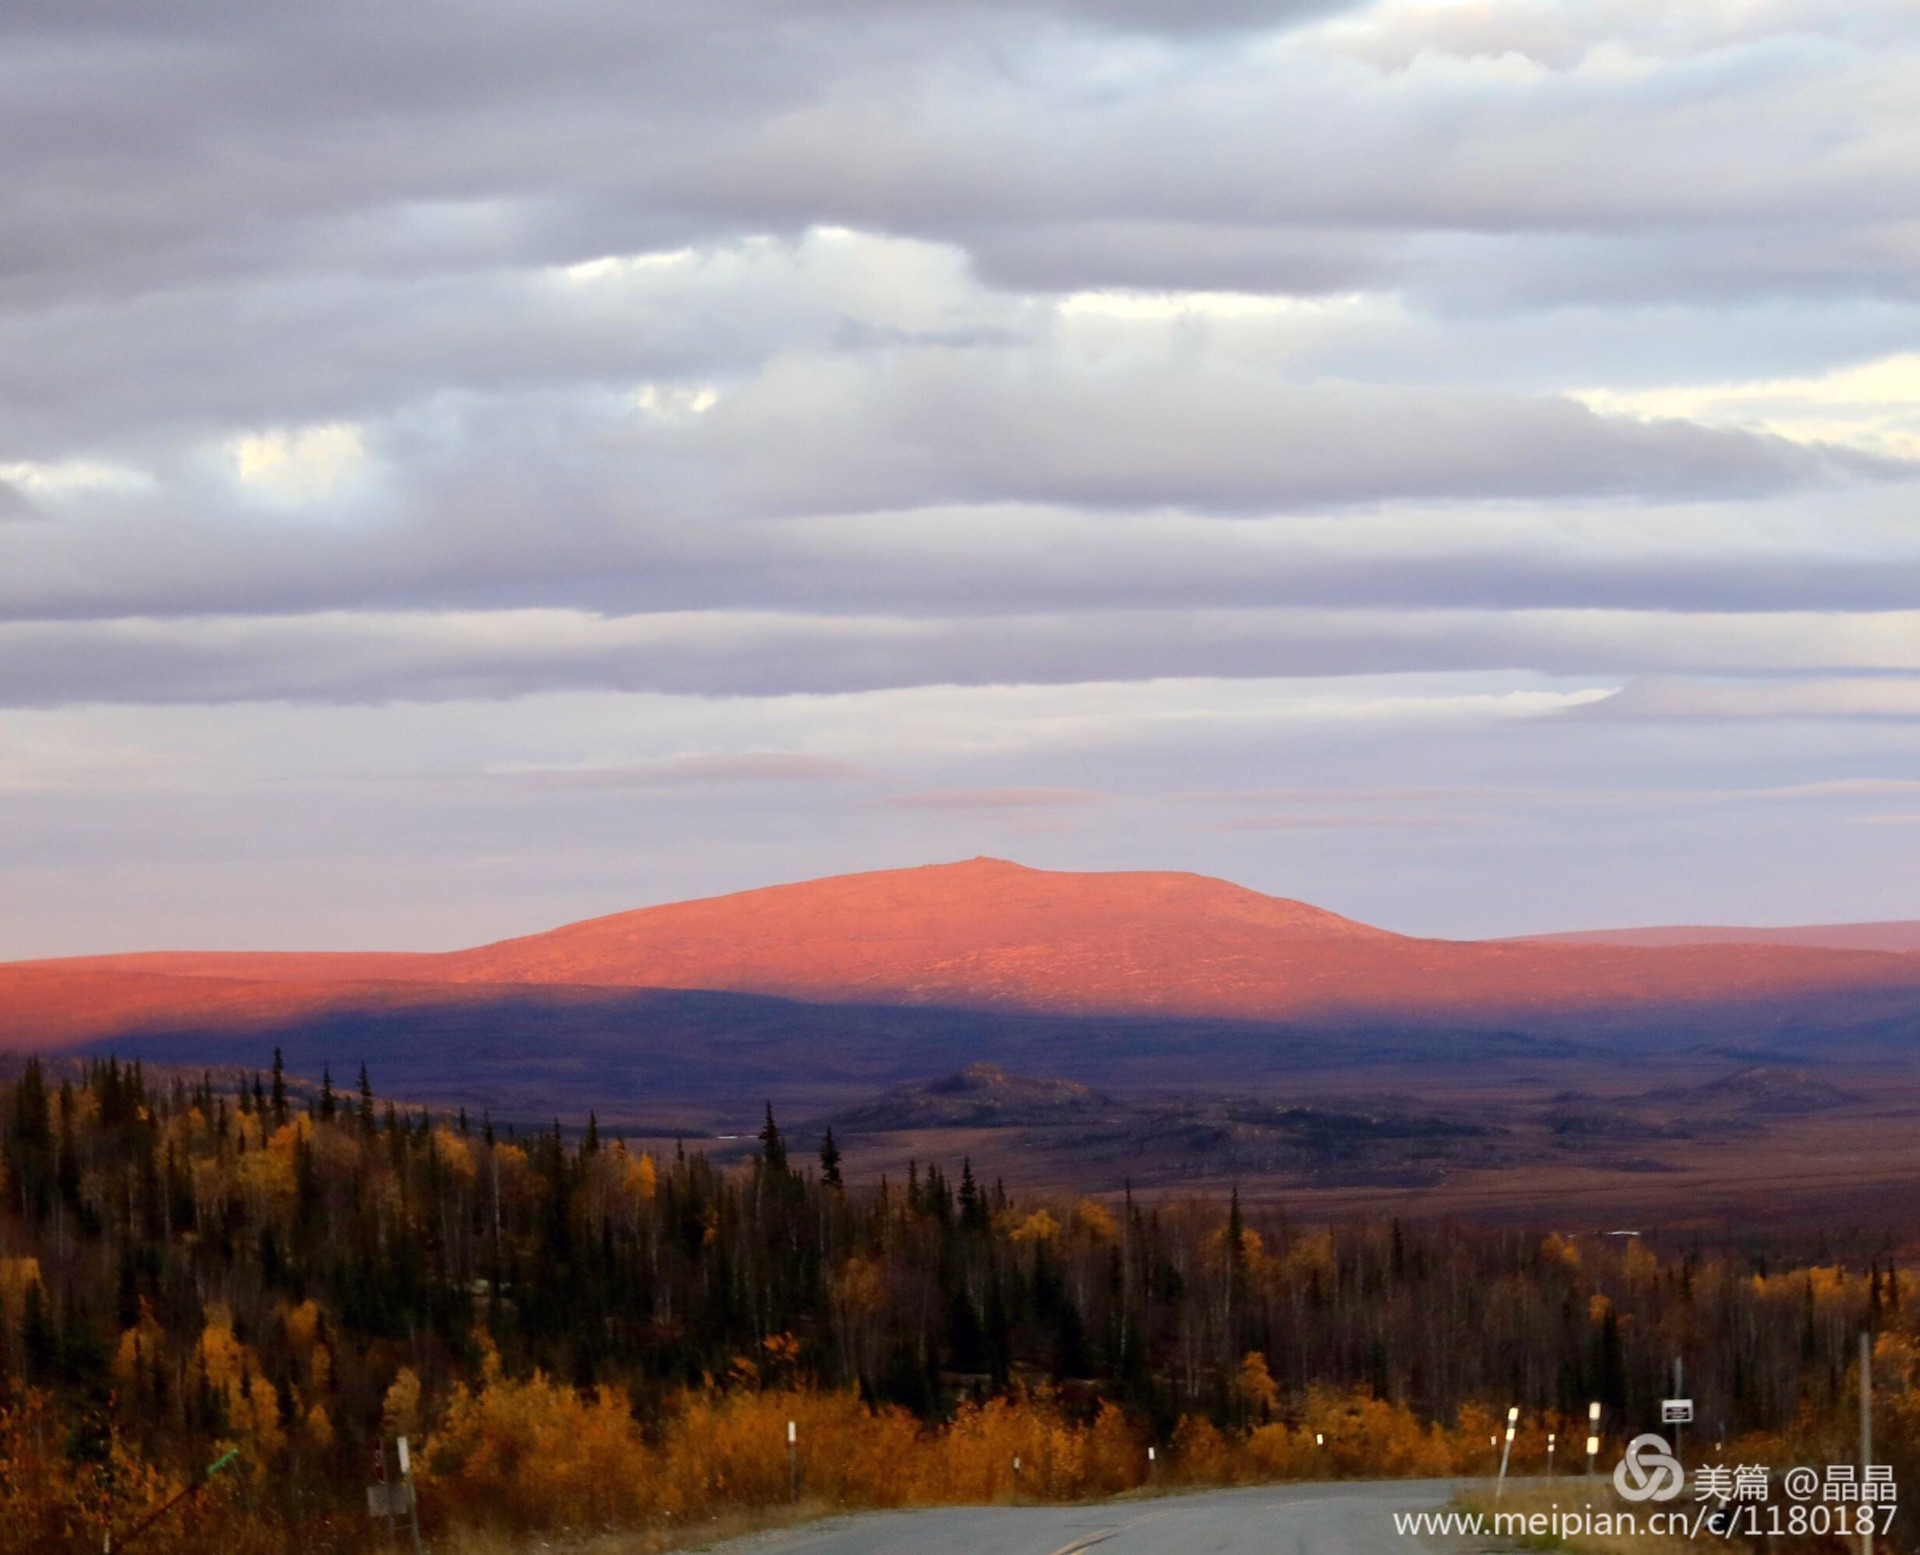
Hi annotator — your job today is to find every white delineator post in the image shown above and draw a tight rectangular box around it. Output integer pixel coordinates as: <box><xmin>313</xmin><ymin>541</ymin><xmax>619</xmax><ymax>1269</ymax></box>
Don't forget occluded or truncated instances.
<box><xmin>788</xmin><ymin>1419</ymin><xmax>798</xmax><ymax>1505</ymax></box>
<box><xmin>398</xmin><ymin>1435</ymin><xmax>423</xmax><ymax>1555</ymax></box>
<box><xmin>1586</xmin><ymin>1401</ymin><xmax>1601</xmax><ymax>1476</ymax></box>
<box><xmin>1495</xmin><ymin>1406</ymin><xmax>1519</xmax><ymax>1502</ymax></box>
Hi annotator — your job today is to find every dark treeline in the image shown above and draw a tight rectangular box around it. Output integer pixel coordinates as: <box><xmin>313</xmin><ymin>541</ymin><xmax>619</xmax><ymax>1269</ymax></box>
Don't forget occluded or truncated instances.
<box><xmin>0</xmin><ymin>1053</ymin><xmax>1909</xmax><ymax>1549</ymax></box>
<box><xmin>0</xmin><ymin>1054</ymin><xmax>1895</xmax><ymax>1434</ymax></box>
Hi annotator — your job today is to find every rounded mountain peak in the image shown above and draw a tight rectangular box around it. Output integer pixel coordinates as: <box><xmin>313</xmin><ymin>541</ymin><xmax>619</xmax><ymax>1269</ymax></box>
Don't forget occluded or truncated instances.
<box><xmin>437</xmin><ymin>857</ymin><xmax>1397</xmax><ymax>1008</ymax></box>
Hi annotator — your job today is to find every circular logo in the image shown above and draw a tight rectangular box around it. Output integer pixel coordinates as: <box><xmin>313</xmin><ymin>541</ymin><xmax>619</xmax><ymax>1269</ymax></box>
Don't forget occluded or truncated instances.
<box><xmin>1614</xmin><ymin>1434</ymin><xmax>1685</xmax><ymax>1503</ymax></box>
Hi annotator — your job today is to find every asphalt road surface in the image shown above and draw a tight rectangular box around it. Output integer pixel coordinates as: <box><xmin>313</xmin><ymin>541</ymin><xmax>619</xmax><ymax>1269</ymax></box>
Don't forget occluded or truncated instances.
<box><xmin>707</xmin><ymin>1480</ymin><xmax>1479</xmax><ymax>1555</ymax></box>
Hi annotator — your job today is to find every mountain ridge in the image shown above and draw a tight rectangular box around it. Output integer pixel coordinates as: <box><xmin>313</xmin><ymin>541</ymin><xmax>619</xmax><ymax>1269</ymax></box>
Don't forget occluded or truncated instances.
<box><xmin>1518</xmin><ymin>921</ymin><xmax>1920</xmax><ymax>954</ymax></box>
<box><xmin>5</xmin><ymin>858</ymin><xmax>1920</xmax><ymax>1056</ymax></box>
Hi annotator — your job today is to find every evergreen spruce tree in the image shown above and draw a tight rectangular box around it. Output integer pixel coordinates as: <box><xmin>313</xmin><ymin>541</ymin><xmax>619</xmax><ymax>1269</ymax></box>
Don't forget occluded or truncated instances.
<box><xmin>758</xmin><ymin>1104</ymin><xmax>788</xmax><ymax>1176</ymax></box>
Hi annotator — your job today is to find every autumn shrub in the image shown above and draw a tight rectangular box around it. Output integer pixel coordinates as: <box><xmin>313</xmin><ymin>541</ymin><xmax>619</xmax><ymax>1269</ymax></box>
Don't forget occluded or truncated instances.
<box><xmin>655</xmin><ymin>1385</ymin><xmax>920</xmax><ymax>1516</ymax></box>
<box><xmin>1299</xmin><ymin>1386</ymin><xmax>1455</xmax><ymax>1479</ymax></box>
<box><xmin>1169</xmin><ymin>1413</ymin><xmax>1237</xmax><ymax>1485</ymax></box>
<box><xmin>1242</xmin><ymin>1420</ymin><xmax>1314</xmax><ymax>1479</ymax></box>
<box><xmin>914</xmin><ymin>1387</ymin><xmax>1148</xmax><ymax>1502</ymax></box>
<box><xmin>0</xmin><ymin>1386</ymin><xmax>291</xmax><ymax>1555</ymax></box>
<box><xmin>421</xmin><ymin>1367</ymin><xmax>652</xmax><ymax>1532</ymax></box>
<box><xmin>1079</xmin><ymin>1401</ymin><xmax>1147</xmax><ymax>1495</ymax></box>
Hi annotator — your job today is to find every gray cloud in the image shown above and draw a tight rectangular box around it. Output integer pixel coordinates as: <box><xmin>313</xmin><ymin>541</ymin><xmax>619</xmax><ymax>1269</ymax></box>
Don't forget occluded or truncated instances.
<box><xmin>5</xmin><ymin>606</ymin><xmax>1920</xmax><ymax>709</ymax></box>
<box><xmin>655</xmin><ymin>358</ymin><xmax>1888</xmax><ymax>516</ymax></box>
<box><xmin>1588</xmin><ymin>677</ymin><xmax>1920</xmax><ymax>720</ymax></box>
<box><xmin>5</xmin><ymin>0</ymin><xmax>1920</xmax><ymax>948</ymax></box>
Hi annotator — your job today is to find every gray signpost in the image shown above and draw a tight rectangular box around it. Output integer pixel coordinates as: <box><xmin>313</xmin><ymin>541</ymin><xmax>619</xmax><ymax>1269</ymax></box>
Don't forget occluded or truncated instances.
<box><xmin>367</xmin><ymin>1437</ymin><xmax>423</xmax><ymax>1553</ymax></box>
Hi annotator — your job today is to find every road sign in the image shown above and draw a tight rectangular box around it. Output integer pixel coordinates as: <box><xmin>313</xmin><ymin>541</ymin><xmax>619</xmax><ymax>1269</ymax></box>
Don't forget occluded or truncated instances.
<box><xmin>1661</xmin><ymin>1399</ymin><xmax>1694</xmax><ymax>1424</ymax></box>
<box><xmin>367</xmin><ymin>1481</ymin><xmax>415</xmax><ymax>1517</ymax></box>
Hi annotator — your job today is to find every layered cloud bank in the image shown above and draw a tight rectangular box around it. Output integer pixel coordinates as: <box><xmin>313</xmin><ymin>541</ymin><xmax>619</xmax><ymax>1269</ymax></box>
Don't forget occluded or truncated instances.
<box><xmin>3</xmin><ymin>0</ymin><xmax>1919</xmax><ymax>950</ymax></box>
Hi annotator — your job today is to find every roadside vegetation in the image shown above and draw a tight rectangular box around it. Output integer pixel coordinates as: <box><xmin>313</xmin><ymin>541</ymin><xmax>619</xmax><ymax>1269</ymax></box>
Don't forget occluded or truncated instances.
<box><xmin>0</xmin><ymin>1056</ymin><xmax>1912</xmax><ymax>1552</ymax></box>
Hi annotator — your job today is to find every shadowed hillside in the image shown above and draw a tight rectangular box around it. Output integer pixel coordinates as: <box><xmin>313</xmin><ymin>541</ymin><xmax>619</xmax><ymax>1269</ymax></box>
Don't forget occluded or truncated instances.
<box><xmin>8</xmin><ymin>859</ymin><xmax>1920</xmax><ymax>1049</ymax></box>
<box><xmin>6</xmin><ymin>858</ymin><xmax>1920</xmax><ymax>1220</ymax></box>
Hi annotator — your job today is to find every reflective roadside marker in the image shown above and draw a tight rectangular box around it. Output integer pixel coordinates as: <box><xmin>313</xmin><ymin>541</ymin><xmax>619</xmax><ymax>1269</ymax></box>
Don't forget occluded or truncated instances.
<box><xmin>1586</xmin><ymin>1436</ymin><xmax>1600</xmax><ymax>1454</ymax></box>
<box><xmin>788</xmin><ymin>1420</ymin><xmax>796</xmax><ymax>1445</ymax></box>
<box><xmin>1315</xmin><ymin>1434</ymin><xmax>1324</xmax><ymax>1446</ymax></box>
<box><xmin>1147</xmin><ymin>1447</ymin><xmax>1155</xmax><ymax>1461</ymax></box>
<box><xmin>397</xmin><ymin>1437</ymin><xmax>410</xmax><ymax>1477</ymax></box>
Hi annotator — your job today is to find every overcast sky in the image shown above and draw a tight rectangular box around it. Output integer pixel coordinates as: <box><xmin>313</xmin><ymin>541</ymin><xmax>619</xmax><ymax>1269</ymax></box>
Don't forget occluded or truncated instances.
<box><xmin>5</xmin><ymin>0</ymin><xmax>1920</xmax><ymax>954</ymax></box>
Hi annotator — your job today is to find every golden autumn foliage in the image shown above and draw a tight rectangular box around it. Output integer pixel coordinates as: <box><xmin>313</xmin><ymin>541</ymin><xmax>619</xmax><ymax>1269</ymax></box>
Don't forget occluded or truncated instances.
<box><xmin>113</xmin><ymin>1300</ymin><xmax>166</xmax><ymax>1387</ymax></box>
<box><xmin>417</xmin><ymin>1374</ymin><xmax>1156</xmax><ymax>1536</ymax></box>
<box><xmin>1236</xmin><ymin>1350</ymin><xmax>1281</xmax><ymax>1419</ymax></box>
<box><xmin>1169</xmin><ymin>1386</ymin><xmax>1489</xmax><ymax>1486</ymax></box>
<box><xmin>382</xmin><ymin>1367</ymin><xmax>423</xmax><ymax>1441</ymax></box>
<box><xmin>0</xmin><ymin>1259</ymin><xmax>39</xmax><ymax>1332</ymax></box>
<box><xmin>0</xmin><ymin>1386</ymin><xmax>298</xmax><ymax>1555</ymax></box>
<box><xmin>408</xmin><ymin>1366</ymin><xmax>1562</xmax><ymax>1542</ymax></box>
<box><xmin>423</xmin><ymin>1372</ymin><xmax>654</xmax><ymax>1531</ymax></box>
<box><xmin>1008</xmin><ymin>1209</ymin><xmax>1059</xmax><ymax>1244</ymax></box>
<box><xmin>11</xmin><ymin>1057</ymin><xmax>1920</xmax><ymax>1551</ymax></box>
<box><xmin>1071</xmin><ymin>1198</ymin><xmax>1116</xmax><ymax>1243</ymax></box>
<box><xmin>194</xmin><ymin>1306</ymin><xmax>285</xmax><ymax>1472</ymax></box>
<box><xmin>1541</xmin><ymin>1232</ymin><xmax>1581</xmax><ymax>1271</ymax></box>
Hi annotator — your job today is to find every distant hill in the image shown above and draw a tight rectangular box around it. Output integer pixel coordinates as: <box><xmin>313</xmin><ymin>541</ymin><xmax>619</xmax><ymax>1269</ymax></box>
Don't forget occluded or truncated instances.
<box><xmin>11</xmin><ymin>858</ymin><xmax>1920</xmax><ymax>1034</ymax></box>
<box><xmin>830</xmin><ymin>1064</ymin><xmax>1114</xmax><ymax>1132</ymax></box>
<box><xmin>1520</xmin><ymin>922</ymin><xmax>1920</xmax><ymax>953</ymax></box>
<box><xmin>5</xmin><ymin>859</ymin><xmax>1920</xmax><ymax>1131</ymax></box>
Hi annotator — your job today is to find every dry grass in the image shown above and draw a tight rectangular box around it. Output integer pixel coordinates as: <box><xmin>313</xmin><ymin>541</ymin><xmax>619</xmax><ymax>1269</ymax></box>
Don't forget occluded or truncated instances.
<box><xmin>432</xmin><ymin>1499</ymin><xmax>842</xmax><ymax>1555</ymax></box>
<box><xmin>1454</xmin><ymin>1484</ymin><xmax>1701</xmax><ymax>1554</ymax></box>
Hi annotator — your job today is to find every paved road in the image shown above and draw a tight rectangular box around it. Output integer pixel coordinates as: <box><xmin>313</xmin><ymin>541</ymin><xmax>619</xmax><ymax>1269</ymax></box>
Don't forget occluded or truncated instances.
<box><xmin>706</xmin><ymin>1480</ymin><xmax>1477</xmax><ymax>1555</ymax></box>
